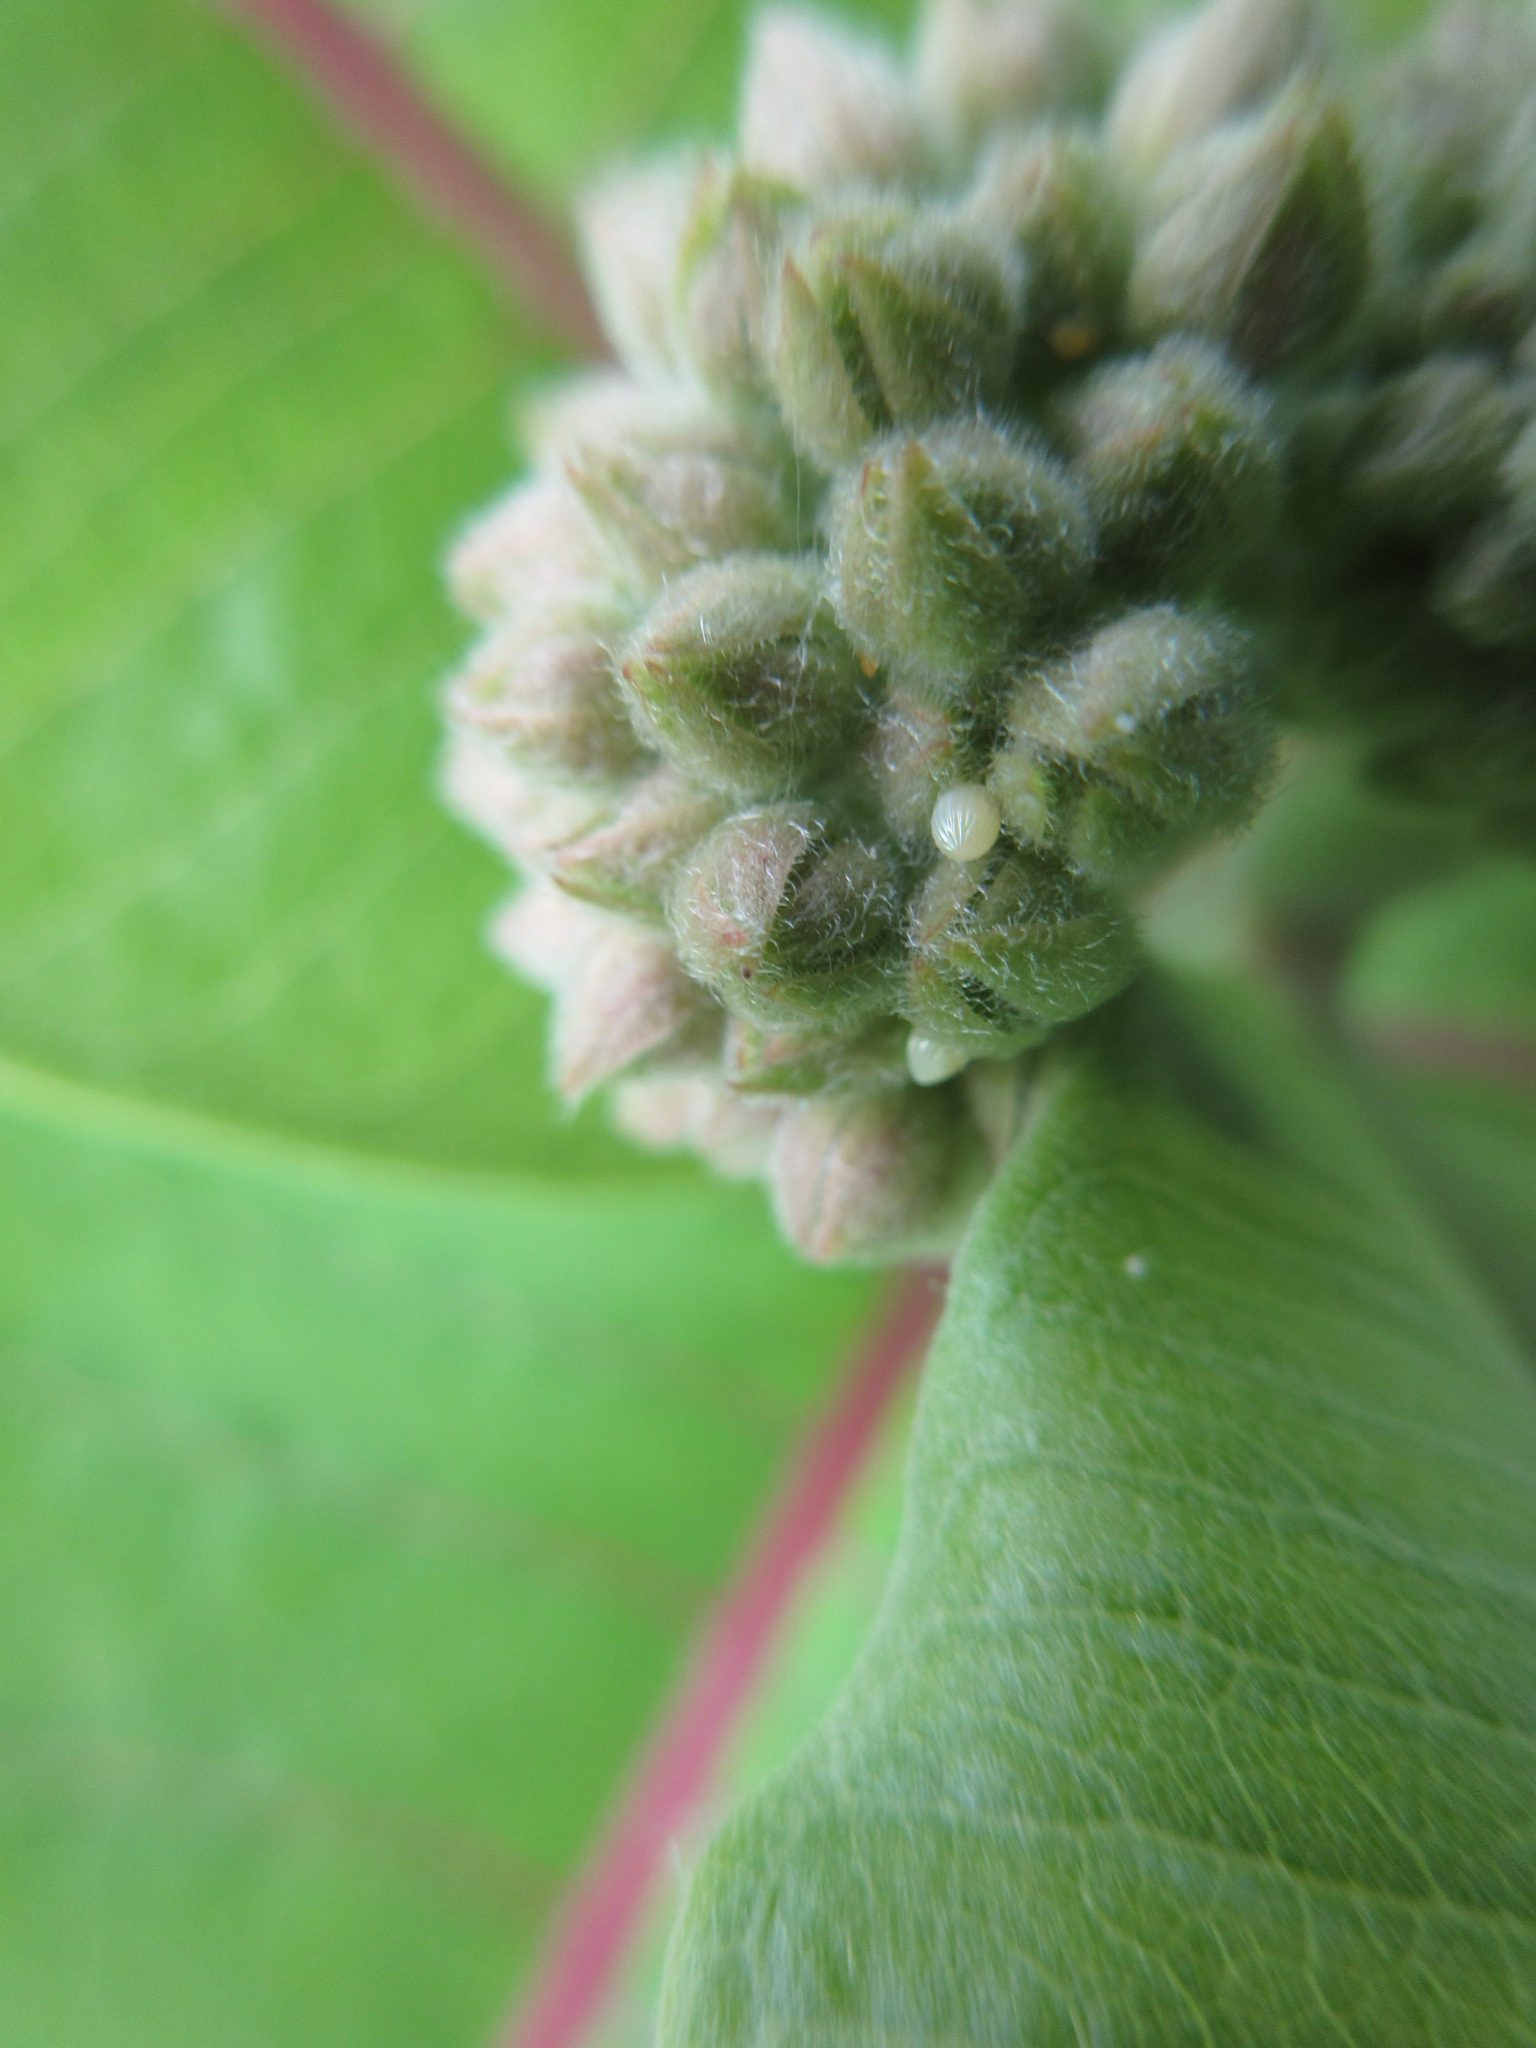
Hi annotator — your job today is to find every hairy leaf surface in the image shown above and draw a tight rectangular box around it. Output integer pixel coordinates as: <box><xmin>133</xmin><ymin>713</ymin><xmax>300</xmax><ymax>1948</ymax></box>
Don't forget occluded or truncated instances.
<box><xmin>662</xmin><ymin>983</ymin><xmax>1536</xmax><ymax>2045</ymax></box>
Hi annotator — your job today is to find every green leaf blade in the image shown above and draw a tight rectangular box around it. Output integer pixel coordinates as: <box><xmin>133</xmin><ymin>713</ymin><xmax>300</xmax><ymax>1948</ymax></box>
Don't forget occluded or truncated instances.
<box><xmin>662</xmin><ymin>987</ymin><xmax>1536</xmax><ymax>2046</ymax></box>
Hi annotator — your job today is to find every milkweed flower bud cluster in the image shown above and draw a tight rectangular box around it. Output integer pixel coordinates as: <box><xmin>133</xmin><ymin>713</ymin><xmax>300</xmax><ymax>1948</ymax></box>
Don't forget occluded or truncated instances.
<box><xmin>442</xmin><ymin>0</ymin><xmax>1536</xmax><ymax>1262</ymax></box>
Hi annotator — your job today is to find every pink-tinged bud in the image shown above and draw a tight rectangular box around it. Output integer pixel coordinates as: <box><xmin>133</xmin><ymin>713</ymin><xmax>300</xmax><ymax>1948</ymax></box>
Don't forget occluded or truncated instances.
<box><xmin>619</xmin><ymin>555</ymin><xmax>867</xmax><ymax>797</ymax></box>
<box><xmin>446</xmin><ymin>477</ymin><xmax>610</xmax><ymax>624</ymax></box>
<box><xmin>676</xmin><ymin>161</ymin><xmax>803</xmax><ymax>400</ymax></box>
<box><xmin>740</xmin><ymin>9</ymin><xmax>926</xmax><ymax>192</ymax></box>
<box><xmin>550</xmin><ymin>924</ymin><xmax>717</xmax><ymax>1104</ymax></box>
<box><xmin>907</xmin><ymin>847</ymin><xmax>1140</xmax><ymax>1053</ymax></box>
<box><xmin>830</xmin><ymin>420</ymin><xmax>1095</xmax><ymax>686</ymax></box>
<box><xmin>864</xmin><ymin>690</ymin><xmax>979</xmax><ymax>847</ymax></box>
<box><xmin>669</xmin><ymin>805</ymin><xmax>903</xmax><ymax>1024</ymax></box>
<box><xmin>438</xmin><ymin>733</ymin><xmax>607</xmax><ymax>869</ymax></box>
<box><xmin>917</xmin><ymin>0</ymin><xmax>1110</xmax><ymax>147</ymax></box>
<box><xmin>549</xmin><ymin>769</ymin><xmax>725</xmax><ymax>922</ymax></box>
<box><xmin>611</xmin><ymin>1074</ymin><xmax>783</xmax><ymax>1180</ymax></box>
<box><xmin>489</xmin><ymin>882</ymin><xmax>611</xmax><ymax>993</ymax></box>
<box><xmin>1057</xmin><ymin>337</ymin><xmax>1281</xmax><ymax>578</ymax></box>
<box><xmin>724</xmin><ymin>1014</ymin><xmax>910</xmax><ymax>1094</ymax></box>
<box><xmin>1108</xmin><ymin>0</ymin><xmax>1324</xmax><ymax>172</ymax></box>
<box><xmin>445</xmin><ymin>601</ymin><xmax>642</xmax><ymax>786</ymax></box>
<box><xmin>966</xmin><ymin>126</ymin><xmax>1132</xmax><ymax>367</ymax></box>
<box><xmin>769</xmin><ymin>1088</ymin><xmax>981</xmax><ymax>1263</ymax></box>
<box><xmin>577</xmin><ymin>155</ymin><xmax>700</xmax><ymax>374</ymax></box>
<box><xmin>1129</xmin><ymin>87</ymin><xmax>1369</xmax><ymax>372</ymax></box>
<box><xmin>562</xmin><ymin>394</ymin><xmax>799</xmax><ymax>579</ymax></box>
<box><xmin>770</xmin><ymin>207</ymin><xmax>1023</xmax><ymax>467</ymax></box>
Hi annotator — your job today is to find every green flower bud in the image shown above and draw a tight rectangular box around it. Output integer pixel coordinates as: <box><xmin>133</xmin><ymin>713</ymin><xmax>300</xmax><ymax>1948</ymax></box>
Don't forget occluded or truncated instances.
<box><xmin>1341</xmin><ymin>355</ymin><xmax>1525</xmax><ymax>533</ymax></box>
<box><xmin>965</xmin><ymin>125</ymin><xmax>1132</xmax><ymax>366</ymax></box>
<box><xmin>829</xmin><ymin>420</ymin><xmax>1095</xmax><ymax>686</ymax></box>
<box><xmin>446</xmin><ymin>601</ymin><xmax>642</xmax><ymax>786</ymax></box>
<box><xmin>915</xmin><ymin>0</ymin><xmax>1110</xmax><ymax>149</ymax></box>
<box><xmin>548</xmin><ymin>769</ymin><xmax>726</xmax><ymax>921</ymax></box>
<box><xmin>906</xmin><ymin>847</ymin><xmax>1140</xmax><ymax>1053</ymax></box>
<box><xmin>577</xmin><ymin>157</ymin><xmax>698</xmax><ymax>375</ymax></box>
<box><xmin>1129</xmin><ymin>87</ymin><xmax>1369</xmax><ymax>371</ymax></box>
<box><xmin>1108</xmin><ymin>0</ymin><xmax>1324</xmax><ymax>173</ymax></box>
<box><xmin>739</xmin><ymin>8</ymin><xmax>926</xmax><ymax>192</ymax></box>
<box><xmin>769</xmin><ymin>207</ymin><xmax>1024</xmax><ymax>467</ymax></box>
<box><xmin>668</xmin><ymin>804</ymin><xmax>904</xmax><ymax>1023</ymax></box>
<box><xmin>769</xmin><ymin>1088</ymin><xmax>980</xmax><ymax>1263</ymax></box>
<box><xmin>1422</xmin><ymin>102</ymin><xmax>1536</xmax><ymax>350</ymax></box>
<box><xmin>1057</xmin><ymin>337</ymin><xmax>1281</xmax><ymax>578</ymax></box>
<box><xmin>724</xmin><ymin>1014</ymin><xmax>910</xmax><ymax>1093</ymax></box>
<box><xmin>996</xmin><ymin>604</ymin><xmax>1274</xmax><ymax>878</ymax></box>
<box><xmin>1434</xmin><ymin>514</ymin><xmax>1536</xmax><ymax>649</ymax></box>
<box><xmin>863</xmin><ymin>689</ymin><xmax>980</xmax><ymax>847</ymax></box>
<box><xmin>675</xmin><ymin>162</ymin><xmax>802</xmax><ymax>400</ymax></box>
<box><xmin>561</xmin><ymin>393</ymin><xmax>799</xmax><ymax>579</ymax></box>
<box><xmin>619</xmin><ymin>556</ymin><xmax>867</xmax><ymax>796</ymax></box>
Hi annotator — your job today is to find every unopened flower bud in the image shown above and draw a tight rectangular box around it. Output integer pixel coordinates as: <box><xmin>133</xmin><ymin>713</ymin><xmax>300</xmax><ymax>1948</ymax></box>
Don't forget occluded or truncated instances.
<box><xmin>561</xmin><ymin>394</ymin><xmax>799</xmax><ymax>578</ymax></box>
<box><xmin>548</xmin><ymin>769</ymin><xmax>725</xmax><ymax>921</ymax></box>
<box><xmin>907</xmin><ymin>847</ymin><xmax>1140</xmax><ymax>1053</ymax></box>
<box><xmin>619</xmin><ymin>556</ymin><xmax>866</xmax><ymax>796</ymax></box>
<box><xmin>550</xmin><ymin>925</ymin><xmax>717</xmax><ymax>1103</ymax></box>
<box><xmin>446</xmin><ymin>601</ymin><xmax>641</xmax><ymax>786</ymax></box>
<box><xmin>490</xmin><ymin>881</ymin><xmax>610</xmax><ymax>993</ymax></box>
<box><xmin>676</xmin><ymin>162</ymin><xmax>802</xmax><ymax>399</ymax></box>
<box><xmin>669</xmin><ymin>804</ymin><xmax>903</xmax><ymax>1023</ymax></box>
<box><xmin>1057</xmin><ymin>337</ymin><xmax>1281</xmax><ymax>578</ymax></box>
<box><xmin>577</xmin><ymin>157</ymin><xmax>699</xmax><ymax>375</ymax></box>
<box><xmin>1108</xmin><ymin>0</ymin><xmax>1324</xmax><ymax>172</ymax></box>
<box><xmin>769</xmin><ymin>1088</ymin><xmax>979</xmax><ymax>1262</ymax></box>
<box><xmin>724</xmin><ymin>1014</ymin><xmax>910</xmax><ymax>1093</ymax></box>
<box><xmin>830</xmin><ymin>421</ymin><xmax>1095</xmax><ymax>685</ymax></box>
<box><xmin>611</xmin><ymin>1073</ymin><xmax>782</xmax><ymax>1179</ymax></box>
<box><xmin>864</xmin><ymin>689</ymin><xmax>979</xmax><ymax>846</ymax></box>
<box><xmin>1434</xmin><ymin>514</ymin><xmax>1536</xmax><ymax>649</ymax></box>
<box><xmin>740</xmin><ymin>8</ymin><xmax>926</xmax><ymax>192</ymax></box>
<box><xmin>1130</xmin><ymin>88</ymin><xmax>1369</xmax><ymax>371</ymax></box>
<box><xmin>446</xmin><ymin>477</ymin><xmax>610</xmax><ymax>624</ymax></box>
<box><xmin>999</xmin><ymin>604</ymin><xmax>1273</xmax><ymax>877</ymax></box>
<box><xmin>965</xmin><ymin>126</ymin><xmax>1132</xmax><ymax>366</ymax></box>
<box><xmin>1342</xmin><ymin>355</ymin><xmax>1524</xmax><ymax>533</ymax></box>
<box><xmin>916</xmin><ymin>0</ymin><xmax>1110</xmax><ymax>148</ymax></box>
<box><xmin>770</xmin><ymin>208</ymin><xmax>1023</xmax><ymax>467</ymax></box>
<box><xmin>440</xmin><ymin>735</ymin><xmax>606</xmax><ymax>868</ymax></box>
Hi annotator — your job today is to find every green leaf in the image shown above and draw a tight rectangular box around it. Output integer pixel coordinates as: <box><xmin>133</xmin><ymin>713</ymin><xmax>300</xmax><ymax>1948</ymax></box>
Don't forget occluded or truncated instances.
<box><xmin>0</xmin><ymin>0</ymin><xmax>878</xmax><ymax>2038</ymax></box>
<box><xmin>1343</xmin><ymin>858</ymin><xmax>1536</xmax><ymax>1356</ymax></box>
<box><xmin>661</xmin><ymin>979</ymin><xmax>1536</xmax><ymax>2045</ymax></box>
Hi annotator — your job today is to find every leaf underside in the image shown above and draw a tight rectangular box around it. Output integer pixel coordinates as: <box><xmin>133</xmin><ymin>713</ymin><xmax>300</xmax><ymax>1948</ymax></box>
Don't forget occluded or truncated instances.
<box><xmin>662</xmin><ymin>981</ymin><xmax>1536</xmax><ymax>2046</ymax></box>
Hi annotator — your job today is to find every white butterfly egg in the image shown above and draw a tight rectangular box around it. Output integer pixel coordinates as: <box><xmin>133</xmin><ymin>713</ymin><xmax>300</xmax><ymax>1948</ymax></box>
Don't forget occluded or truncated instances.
<box><xmin>905</xmin><ymin>1031</ymin><xmax>972</xmax><ymax>1087</ymax></box>
<box><xmin>929</xmin><ymin>782</ymin><xmax>1001</xmax><ymax>862</ymax></box>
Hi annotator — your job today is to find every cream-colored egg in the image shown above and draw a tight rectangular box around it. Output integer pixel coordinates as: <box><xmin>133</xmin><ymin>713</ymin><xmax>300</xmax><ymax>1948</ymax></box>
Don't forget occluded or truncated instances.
<box><xmin>905</xmin><ymin>1030</ymin><xmax>971</xmax><ymax>1087</ymax></box>
<box><xmin>930</xmin><ymin>782</ymin><xmax>1002</xmax><ymax>862</ymax></box>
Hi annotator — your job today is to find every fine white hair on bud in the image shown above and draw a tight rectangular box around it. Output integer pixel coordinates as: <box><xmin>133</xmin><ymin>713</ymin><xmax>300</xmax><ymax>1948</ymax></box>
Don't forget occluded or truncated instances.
<box><xmin>916</xmin><ymin>0</ymin><xmax>1110</xmax><ymax>149</ymax></box>
<box><xmin>930</xmin><ymin>783</ymin><xmax>1002</xmax><ymax>862</ymax></box>
<box><xmin>1108</xmin><ymin>0</ymin><xmax>1324</xmax><ymax>173</ymax></box>
<box><xmin>740</xmin><ymin>8</ymin><xmax>926</xmax><ymax>191</ymax></box>
<box><xmin>443</xmin><ymin>0</ymin><xmax>1535</xmax><ymax>1259</ymax></box>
